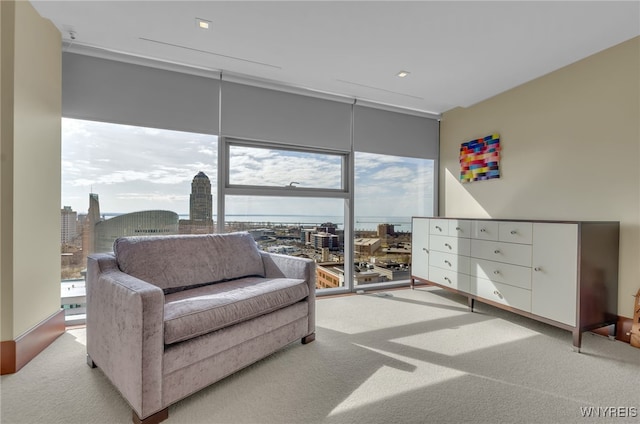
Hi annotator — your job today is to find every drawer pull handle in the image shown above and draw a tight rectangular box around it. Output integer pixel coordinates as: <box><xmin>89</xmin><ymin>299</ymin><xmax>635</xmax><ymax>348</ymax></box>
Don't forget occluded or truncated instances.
<box><xmin>444</xmin><ymin>277</ymin><xmax>451</xmax><ymax>283</ymax></box>
<box><xmin>455</xmin><ymin>227</ymin><xmax>461</xmax><ymax>231</ymax></box>
<box><xmin>493</xmin><ymin>290</ymin><xmax>503</xmax><ymax>299</ymax></box>
<box><xmin>435</xmin><ymin>225</ymin><xmax>442</xmax><ymax>231</ymax></box>
<box><xmin>510</xmin><ymin>230</ymin><xmax>517</xmax><ymax>235</ymax></box>
<box><xmin>493</xmin><ymin>270</ymin><xmax>500</xmax><ymax>275</ymax></box>
<box><xmin>534</xmin><ymin>267</ymin><xmax>542</xmax><ymax>272</ymax></box>
<box><xmin>494</xmin><ymin>249</ymin><xmax>500</xmax><ymax>254</ymax></box>
<box><xmin>444</xmin><ymin>260</ymin><xmax>452</xmax><ymax>266</ymax></box>
<box><xmin>480</xmin><ymin>228</ymin><xmax>486</xmax><ymax>233</ymax></box>
<box><xmin>422</xmin><ymin>248</ymin><xmax>429</xmax><ymax>253</ymax></box>
<box><xmin>444</xmin><ymin>243</ymin><xmax>452</xmax><ymax>249</ymax></box>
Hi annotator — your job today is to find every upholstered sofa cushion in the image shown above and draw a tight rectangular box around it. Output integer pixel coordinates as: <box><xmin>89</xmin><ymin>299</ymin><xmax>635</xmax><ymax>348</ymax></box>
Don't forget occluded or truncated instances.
<box><xmin>114</xmin><ymin>232</ymin><xmax>265</xmax><ymax>292</ymax></box>
<box><xmin>163</xmin><ymin>276</ymin><xmax>310</xmax><ymax>344</ymax></box>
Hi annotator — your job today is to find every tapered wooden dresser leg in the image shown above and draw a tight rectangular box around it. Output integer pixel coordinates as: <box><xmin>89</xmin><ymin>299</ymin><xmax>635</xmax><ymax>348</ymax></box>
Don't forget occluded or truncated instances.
<box><xmin>572</xmin><ymin>330</ymin><xmax>582</xmax><ymax>353</ymax></box>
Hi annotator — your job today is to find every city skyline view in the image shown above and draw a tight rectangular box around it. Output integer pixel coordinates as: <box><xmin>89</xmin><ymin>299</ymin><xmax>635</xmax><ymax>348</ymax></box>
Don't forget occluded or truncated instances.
<box><xmin>60</xmin><ymin>118</ymin><xmax>430</xmax><ymax>286</ymax></box>
<box><xmin>62</xmin><ymin>118</ymin><xmax>435</xmax><ymax>221</ymax></box>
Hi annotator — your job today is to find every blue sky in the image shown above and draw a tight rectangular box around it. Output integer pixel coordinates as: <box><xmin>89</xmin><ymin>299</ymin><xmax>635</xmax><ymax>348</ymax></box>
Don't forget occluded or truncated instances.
<box><xmin>62</xmin><ymin>118</ymin><xmax>434</xmax><ymax>219</ymax></box>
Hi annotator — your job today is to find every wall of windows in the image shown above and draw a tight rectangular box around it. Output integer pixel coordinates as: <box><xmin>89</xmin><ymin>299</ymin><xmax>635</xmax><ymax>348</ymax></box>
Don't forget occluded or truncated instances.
<box><xmin>61</xmin><ymin>120</ymin><xmax>435</xmax><ymax>292</ymax></box>
<box><xmin>61</xmin><ymin>52</ymin><xmax>439</xmax><ymax>293</ymax></box>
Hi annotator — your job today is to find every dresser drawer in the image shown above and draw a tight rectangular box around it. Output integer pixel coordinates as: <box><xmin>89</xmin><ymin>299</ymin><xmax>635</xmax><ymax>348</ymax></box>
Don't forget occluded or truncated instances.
<box><xmin>429</xmin><ymin>266</ymin><xmax>470</xmax><ymax>292</ymax></box>
<box><xmin>499</xmin><ymin>222</ymin><xmax>533</xmax><ymax>244</ymax></box>
<box><xmin>469</xmin><ymin>258</ymin><xmax>532</xmax><ymax>290</ymax></box>
<box><xmin>471</xmin><ymin>221</ymin><xmax>499</xmax><ymax>240</ymax></box>
<box><xmin>430</xmin><ymin>250</ymin><xmax>470</xmax><ymax>274</ymax></box>
<box><xmin>471</xmin><ymin>240</ymin><xmax>532</xmax><ymax>267</ymax></box>
<box><xmin>447</xmin><ymin>220</ymin><xmax>471</xmax><ymax>238</ymax></box>
<box><xmin>430</xmin><ymin>219</ymin><xmax>449</xmax><ymax>235</ymax></box>
<box><xmin>472</xmin><ymin>277</ymin><xmax>532</xmax><ymax>312</ymax></box>
<box><xmin>429</xmin><ymin>235</ymin><xmax>471</xmax><ymax>256</ymax></box>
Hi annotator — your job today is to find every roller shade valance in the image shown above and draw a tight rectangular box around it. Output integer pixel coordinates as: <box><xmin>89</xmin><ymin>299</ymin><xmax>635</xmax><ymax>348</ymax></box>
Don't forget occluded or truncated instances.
<box><xmin>62</xmin><ymin>53</ymin><xmax>439</xmax><ymax>156</ymax></box>
<box><xmin>62</xmin><ymin>53</ymin><xmax>219</xmax><ymax>135</ymax></box>
<box><xmin>353</xmin><ymin>105</ymin><xmax>439</xmax><ymax>159</ymax></box>
<box><xmin>220</xmin><ymin>81</ymin><xmax>352</xmax><ymax>151</ymax></box>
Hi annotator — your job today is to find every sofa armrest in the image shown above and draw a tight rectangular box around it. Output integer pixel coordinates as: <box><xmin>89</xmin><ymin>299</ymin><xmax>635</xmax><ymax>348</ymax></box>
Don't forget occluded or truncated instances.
<box><xmin>86</xmin><ymin>253</ymin><xmax>165</xmax><ymax>419</ymax></box>
<box><xmin>260</xmin><ymin>251</ymin><xmax>314</xmax><ymax>280</ymax></box>
<box><xmin>260</xmin><ymin>252</ymin><xmax>316</xmax><ymax>336</ymax></box>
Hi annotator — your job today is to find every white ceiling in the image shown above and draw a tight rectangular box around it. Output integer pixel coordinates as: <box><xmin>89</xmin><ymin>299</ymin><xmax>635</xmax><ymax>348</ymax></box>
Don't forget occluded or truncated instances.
<box><xmin>31</xmin><ymin>1</ymin><xmax>640</xmax><ymax>115</ymax></box>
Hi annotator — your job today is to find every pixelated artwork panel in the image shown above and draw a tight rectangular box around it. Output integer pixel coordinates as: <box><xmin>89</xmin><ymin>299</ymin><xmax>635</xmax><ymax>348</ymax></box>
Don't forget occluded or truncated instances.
<box><xmin>459</xmin><ymin>134</ymin><xmax>500</xmax><ymax>183</ymax></box>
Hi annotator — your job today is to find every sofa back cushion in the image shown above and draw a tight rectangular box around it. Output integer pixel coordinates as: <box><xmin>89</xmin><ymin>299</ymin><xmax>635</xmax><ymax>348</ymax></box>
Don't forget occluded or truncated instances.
<box><xmin>114</xmin><ymin>232</ymin><xmax>265</xmax><ymax>291</ymax></box>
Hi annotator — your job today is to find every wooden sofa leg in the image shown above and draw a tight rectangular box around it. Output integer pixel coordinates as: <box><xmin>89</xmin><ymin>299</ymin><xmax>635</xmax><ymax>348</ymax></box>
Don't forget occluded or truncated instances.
<box><xmin>86</xmin><ymin>354</ymin><xmax>97</xmax><ymax>368</ymax></box>
<box><xmin>302</xmin><ymin>333</ymin><xmax>316</xmax><ymax>344</ymax></box>
<box><xmin>133</xmin><ymin>408</ymin><xmax>168</xmax><ymax>424</ymax></box>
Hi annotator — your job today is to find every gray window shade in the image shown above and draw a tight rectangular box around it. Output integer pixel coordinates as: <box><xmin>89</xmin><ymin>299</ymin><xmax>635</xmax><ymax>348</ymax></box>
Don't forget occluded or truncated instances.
<box><xmin>353</xmin><ymin>105</ymin><xmax>439</xmax><ymax>159</ymax></box>
<box><xmin>62</xmin><ymin>53</ymin><xmax>219</xmax><ymax>135</ymax></box>
<box><xmin>220</xmin><ymin>81</ymin><xmax>351</xmax><ymax>151</ymax></box>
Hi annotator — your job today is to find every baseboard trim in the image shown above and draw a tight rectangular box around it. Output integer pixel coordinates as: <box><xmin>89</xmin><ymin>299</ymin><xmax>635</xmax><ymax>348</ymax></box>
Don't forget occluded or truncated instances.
<box><xmin>1</xmin><ymin>340</ymin><xmax>17</xmax><ymax>374</ymax></box>
<box><xmin>1</xmin><ymin>309</ymin><xmax>65</xmax><ymax>375</ymax></box>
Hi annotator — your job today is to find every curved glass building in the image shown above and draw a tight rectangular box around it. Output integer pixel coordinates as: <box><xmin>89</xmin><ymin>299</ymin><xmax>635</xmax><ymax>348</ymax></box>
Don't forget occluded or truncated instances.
<box><xmin>94</xmin><ymin>210</ymin><xmax>179</xmax><ymax>252</ymax></box>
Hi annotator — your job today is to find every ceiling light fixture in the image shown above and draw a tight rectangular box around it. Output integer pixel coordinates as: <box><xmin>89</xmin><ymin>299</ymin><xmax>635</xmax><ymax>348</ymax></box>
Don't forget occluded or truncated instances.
<box><xmin>396</xmin><ymin>71</ymin><xmax>410</xmax><ymax>78</ymax></box>
<box><xmin>196</xmin><ymin>18</ymin><xmax>211</xmax><ymax>30</ymax></box>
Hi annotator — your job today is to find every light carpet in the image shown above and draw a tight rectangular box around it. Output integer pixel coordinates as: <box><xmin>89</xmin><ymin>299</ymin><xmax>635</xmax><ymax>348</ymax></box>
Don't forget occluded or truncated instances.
<box><xmin>1</xmin><ymin>287</ymin><xmax>639</xmax><ymax>424</ymax></box>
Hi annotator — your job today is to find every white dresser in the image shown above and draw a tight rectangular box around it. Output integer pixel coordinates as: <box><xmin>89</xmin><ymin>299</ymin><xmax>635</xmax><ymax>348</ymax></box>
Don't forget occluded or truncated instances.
<box><xmin>411</xmin><ymin>217</ymin><xmax>620</xmax><ymax>351</ymax></box>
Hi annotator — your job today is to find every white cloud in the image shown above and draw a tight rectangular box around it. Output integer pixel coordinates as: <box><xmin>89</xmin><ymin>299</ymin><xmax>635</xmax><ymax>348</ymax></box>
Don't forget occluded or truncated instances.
<box><xmin>369</xmin><ymin>166</ymin><xmax>414</xmax><ymax>181</ymax></box>
<box><xmin>69</xmin><ymin>178</ymin><xmax>95</xmax><ymax>187</ymax></box>
<box><xmin>98</xmin><ymin>170</ymin><xmax>150</xmax><ymax>184</ymax></box>
<box><xmin>198</xmin><ymin>147</ymin><xmax>215</xmax><ymax>156</ymax></box>
<box><xmin>62</xmin><ymin>119</ymin><xmax>434</xmax><ymax>218</ymax></box>
<box><xmin>230</xmin><ymin>150</ymin><xmax>342</xmax><ymax>188</ymax></box>
<box><xmin>62</xmin><ymin>119</ymin><xmax>217</xmax><ymax>213</ymax></box>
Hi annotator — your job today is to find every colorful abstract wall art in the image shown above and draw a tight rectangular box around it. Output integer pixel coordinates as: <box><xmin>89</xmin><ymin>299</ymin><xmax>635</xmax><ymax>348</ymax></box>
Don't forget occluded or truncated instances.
<box><xmin>459</xmin><ymin>133</ymin><xmax>501</xmax><ymax>183</ymax></box>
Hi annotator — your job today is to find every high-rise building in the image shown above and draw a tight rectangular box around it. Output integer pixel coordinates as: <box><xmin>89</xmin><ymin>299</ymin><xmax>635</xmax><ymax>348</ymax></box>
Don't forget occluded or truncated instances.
<box><xmin>180</xmin><ymin>171</ymin><xmax>214</xmax><ymax>234</ymax></box>
<box><xmin>82</xmin><ymin>193</ymin><xmax>102</xmax><ymax>260</ymax></box>
<box><xmin>301</xmin><ymin>228</ymin><xmax>315</xmax><ymax>244</ymax></box>
<box><xmin>377</xmin><ymin>223</ymin><xmax>395</xmax><ymax>237</ymax></box>
<box><xmin>312</xmin><ymin>232</ymin><xmax>340</xmax><ymax>251</ymax></box>
<box><xmin>316</xmin><ymin>222</ymin><xmax>337</xmax><ymax>234</ymax></box>
<box><xmin>190</xmin><ymin>171</ymin><xmax>213</xmax><ymax>222</ymax></box>
<box><xmin>61</xmin><ymin>206</ymin><xmax>77</xmax><ymax>244</ymax></box>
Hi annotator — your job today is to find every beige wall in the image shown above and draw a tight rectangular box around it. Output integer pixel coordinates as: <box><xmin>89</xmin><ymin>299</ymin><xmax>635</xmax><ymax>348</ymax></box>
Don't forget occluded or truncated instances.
<box><xmin>1</xmin><ymin>1</ymin><xmax>61</xmax><ymax>340</ymax></box>
<box><xmin>440</xmin><ymin>37</ymin><xmax>640</xmax><ymax>318</ymax></box>
<box><xmin>1</xmin><ymin>0</ymin><xmax>16</xmax><ymax>340</ymax></box>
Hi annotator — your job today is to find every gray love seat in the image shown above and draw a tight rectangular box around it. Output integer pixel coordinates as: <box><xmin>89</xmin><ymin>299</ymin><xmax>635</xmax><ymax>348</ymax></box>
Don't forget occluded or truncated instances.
<box><xmin>86</xmin><ymin>232</ymin><xmax>316</xmax><ymax>424</ymax></box>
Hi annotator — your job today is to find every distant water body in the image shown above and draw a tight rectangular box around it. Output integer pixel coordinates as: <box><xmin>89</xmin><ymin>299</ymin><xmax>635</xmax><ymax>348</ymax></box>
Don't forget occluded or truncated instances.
<box><xmin>101</xmin><ymin>213</ymin><xmax>412</xmax><ymax>232</ymax></box>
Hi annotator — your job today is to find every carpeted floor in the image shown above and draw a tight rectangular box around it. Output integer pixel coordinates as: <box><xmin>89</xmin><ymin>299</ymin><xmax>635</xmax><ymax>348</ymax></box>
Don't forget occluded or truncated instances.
<box><xmin>1</xmin><ymin>287</ymin><xmax>638</xmax><ymax>424</ymax></box>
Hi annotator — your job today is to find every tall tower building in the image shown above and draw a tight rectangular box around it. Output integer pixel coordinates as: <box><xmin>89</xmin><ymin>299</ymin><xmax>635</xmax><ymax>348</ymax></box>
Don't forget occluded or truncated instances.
<box><xmin>180</xmin><ymin>172</ymin><xmax>214</xmax><ymax>234</ymax></box>
<box><xmin>61</xmin><ymin>206</ymin><xmax>77</xmax><ymax>244</ymax></box>
<box><xmin>190</xmin><ymin>171</ymin><xmax>213</xmax><ymax>222</ymax></box>
<box><xmin>83</xmin><ymin>193</ymin><xmax>101</xmax><ymax>258</ymax></box>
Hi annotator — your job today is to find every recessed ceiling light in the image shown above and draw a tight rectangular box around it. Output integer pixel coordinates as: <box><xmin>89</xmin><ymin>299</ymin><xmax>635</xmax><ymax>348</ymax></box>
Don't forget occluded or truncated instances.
<box><xmin>397</xmin><ymin>71</ymin><xmax>410</xmax><ymax>78</ymax></box>
<box><xmin>196</xmin><ymin>18</ymin><xmax>211</xmax><ymax>30</ymax></box>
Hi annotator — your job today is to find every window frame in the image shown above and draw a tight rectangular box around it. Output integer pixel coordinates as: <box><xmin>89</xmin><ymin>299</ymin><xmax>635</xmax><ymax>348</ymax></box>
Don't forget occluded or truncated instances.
<box><xmin>351</xmin><ymin>151</ymin><xmax>437</xmax><ymax>290</ymax></box>
<box><xmin>223</xmin><ymin>138</ymin><xmax>350</xmax><ymax>197</ymax></box>
<box><xmin>218</xmin><ymin>137</ymin><xmax>353</xmax><ymax>296</ymax></box>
